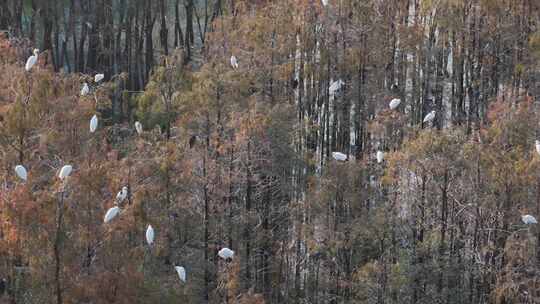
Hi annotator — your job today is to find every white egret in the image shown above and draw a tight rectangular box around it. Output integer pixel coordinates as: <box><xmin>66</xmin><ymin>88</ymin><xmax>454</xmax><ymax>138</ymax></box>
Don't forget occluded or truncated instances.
<box><xmin>116</xmin><ymin>186</ymin><xmax>128</xmax><ymax>203</ymax></box>
<box><xmin>135</xmin><ymin>121</ymin><xmax>143</xmax><ymax>135</ymax></box>
<box><xmin>25</xmin><ymin>49</ymin><xmax>39</xmax><ymax>71</ymax></box>
<box><xmin>321</xmin><ymin>0</ymin><xmax>328</xmax><ymax>6</ymax></box>
<box><xmin>535</xmin><ymin>140</ymin><xmax>540</xmax><ymax>156</ymax></box>
<box><xmin>522</xmin><ymin>214</ymin><xmax>538</xmax><ymax>225</ymax></box>
<box><xmin>423</xmin><ymin>110</ymin><xmax>436</xmax><ymax>123</ymax></box>
<box><xmin>104</xmin><ymin>206</ymin><xmax>120</xmax><ymax>223</ymax></box>
<box><xmin>376</xmin><ymin>151</ymin><xmax>384</xmax><ymax>163</ymax></box>
<box><xmin>175</xmin><ymin>266</ymin><xmax>186</xmax><ymax>283</ymax></box>
<box><xmin>90</xmin><ymin>115</ymin><xmax>98</xmax><ymax>133</ymax></box>
<box><xmin>389</xmin><ymin>98</ymin><xmax>401</xmax><ymax>110</ymax></box>
<box><xmin>218</xmin><ymin>247</ymin><xmax>234</xmax><ymax>260</ymax></box>
<box><xmin>81</xmin><ymin>83</ymin><xmax>89</xmax><ymax>96</ymax></box>
<box><xmin>230</xmin><ymin>55</ymin><xmax>239</xmax><ymax>69</ymax></box>
<box><xmin>331</xmin><ymin>152</ymin><xmax>347</xmax><ymax>162</ymax></box>
<box><xmin>94</xmin><ymin>73</ymin><xmax>104</xmax><ymax>83</ymax></box>
<box><xmin>58</xmin><ymin>165</ymin><xmax>73</xmax><ymax>180</ymax></box>
<box><xmin>329</xmin><ymin>79</ymin><xmax>344</xmax><ymax>95</ymax></box>
<box><xmin>14</xmin><ymin>165</ymin><xmax>27</xmax><ymax>181</ymax></box>
<box><xmin>146</xmin><ymin>225</ymin><xmax>154</xmax><ymax>245</ymax></box>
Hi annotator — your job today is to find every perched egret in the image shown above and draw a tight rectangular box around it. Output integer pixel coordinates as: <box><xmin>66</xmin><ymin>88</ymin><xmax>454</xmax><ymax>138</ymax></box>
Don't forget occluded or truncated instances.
<box><xmin>389</xmin><ymin>98</ymin><xmax>401</xmax><ymax>110</ymax></box>
<box><xmin>522</xmin><ymin>214</ymin><xmax>538</xmax><ymax>225</ymax></box>
<box><xmin>135</xmin><ymin>121</ymin><xmax>143</xmax><ymax>135</ymax></box>
<box><xmin>321</xmin><ymin>0</ymin><xmax>328</xmax><ymax>6</ymax></box>
<box><xmin>58</xmin><ymin>165</ymin><xmax>73</xmax><ymax>180</ymax></box>
<box><xmin>423</xmin><ymin>110</ymin><xmax>436</xmax><ymax>123</ymax></box>
<box><xmin>218</xmin><ymin>247</ymin><xmax>234</xmax><ymax>260</ymax></box>
<box><xmin>329</xmin><ymin>79</ymin><xmax>344</xmax><ymax>95</ymax></box>
<box><xmin>104</xmin><ymin>206</ymin><xmax>120</xmax><ymax>223</ymax></box>
<box><xmin>230</xmin><ymin>55</ymin><xmax>239</xmax><ymax>69</ymax></box>
<box><xmin>331</xmin><ymin>152</ymin><xmax>347</xmax><ymax>162</ymax></box>
<box><xmin>25</xmin><ymin>49</ymin><xmax>39</xmax><ymax>71</ymax></box>
<box><xmin>90</xmin><ymin>115</ymin><xmax>98</xmax><ymax>133</ymax></box>
<box><xmin>14</xmin><ymin>165</ymin><xmax>27</xmax><ymax>181</ymax></box>
<box><xmin>376</xmin><ymin>151</ymin><xmax>384</xmax><ymax>163</ymax></box>
<box><xmin>116</xmin><ymin>186</ymin><xmax>128</xmax><ymax>203</ymax></box>
<box><xmin>94</xmin><ymin>73</ymin><xmax>104</xmax><ymax>83</ymax></box>
<box><xmin>81</xmin><ymin>83</ymin><xmax>89</xmax><ymax>96</ymax></box>
<box><xmin>175</xmin><ymin>266</ymin><xmax>186</xmax><ymax>283</ymax></box>
<box><xmin>146</xmin><ymin>225</ymin><xmax>154</xmax><ymax>245</ymax></box>
<box><xmin>535</xmin><ymin>140</ymin><xmax>540</xmax><ymax>156</ymax></box>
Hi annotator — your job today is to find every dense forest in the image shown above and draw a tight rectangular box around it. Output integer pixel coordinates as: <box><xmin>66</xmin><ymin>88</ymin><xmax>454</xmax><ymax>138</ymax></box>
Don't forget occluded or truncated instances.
<box><xmin>1</xmin><ymin>0</ymin><xmax>540</xmax><ymax>303</ymax></box>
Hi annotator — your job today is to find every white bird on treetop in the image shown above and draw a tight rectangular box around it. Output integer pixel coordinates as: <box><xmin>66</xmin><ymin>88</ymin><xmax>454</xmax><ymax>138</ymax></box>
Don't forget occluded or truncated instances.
<box><xmin>230</xmin><ymin>55</ymin><xmax>239</xmax><ymax>69</ymax></box>
<box><xmin>329</xmin><ymin>79</ymin><xmax>344</xmax><ymax>95</ymax></box>
<box><xmin>104</xmin><ymin>206</ymin><xmax>120</xmax><ymax>223</ymax></box>
<box><xmin>332</xmin><ymin>152</ymin><xmax>347</xmax><ymax>162</ymax></box>
<box><xmin>58</xmin><ymin>165</ymin><xmax>73</xmax><ymax>180</ymax></box>
<box><xmin>321</xmin><ymin>0</ymin><xmax>329</xmax><ymax>6</ymax></box>
<box><xmin>14</xmin><ymin>165</ymin><xmax>27</xmax><ymax>181</ymax></box>
<box><xmin>423</xmin><ymin>110</ymin><xmax>436</xmax><ymax>123</ymax></box>
<box><xmin>90</xmin><ymin>115</ymin><xmax>98</xmax><ymax>133</ymax></box>
<box><xmin>135</xmin><ymin>121</ymin><xmax>143</xmax><ymax>135</ymax></box>
<box><xmin>376</xmin><ymin>151</ymin><xmax>384</xmax><ymax>163</ymax></box>
<box><xmin>116</xmin><ymin>186</ymin><xmax>128</xmax><ymax>203</ymax></box>
<box><xmin>146</xmin><ymin>225</ymin><xmax>154</xmax><ymax>245</ymax></box>
<box><xmin>218</xmin><ymin>247</ymin><xmax>234</xmax><ymax>260</ymax></box>
<box><xmin>522</xmin><ymin>214</ymin><xmax>538</xmax><ymax>225</ymax></box>
<box><xmin>94</xmin><ymin>73</ymin><xmax>104</xmax><ymax>83</ymax></box>
<box><xmin>535</xmin><ymin>140</ymin><xmax>540</xmax><ymax>156</ymax></box>
<box><xmin>175</xmin><ymin>266</ymin><xmax>186</xmax><ymax>282</ymax></box>
<box><xmin>81</xmin><ymin>83</ymin><xmax>89</xmax><ymax>96</ymax></box>
<box><xmin>389</xmin><ymin>98</ymin><xmax>401</xmax><ymax>110</ymax></box>
<box><xmin>25</xmin><ymin>49</ymin><xmax>39</xmax><ymax>71</ymax></box>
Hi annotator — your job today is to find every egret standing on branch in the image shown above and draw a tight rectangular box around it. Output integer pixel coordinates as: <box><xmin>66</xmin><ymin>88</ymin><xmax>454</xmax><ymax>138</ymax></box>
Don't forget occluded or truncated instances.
<box><xmin>116</xmin><ymin>186</ymin><xmax>128</xmax><ymax>204</ymax></box>
<box><xmin>423</xmin><ymin>110</ymin><xmax>436</xmax><ymax>124</ymax></box>
<box><xmin>25</xmin><ymin>49</ymin><xmax>39</xmax><ymax>71</ymax></box>
<box><xmin>135</xmin><ymin>121</ymin><xmax>143</xmax><ymax>135</ymax></box>
<box><xmin>218</xmin><ymin>247</ymin><xmax>234</xmax><ymax>260</ymax></box>
<box><xmin>58</xmin><ymin>165</ymin><xmax>73</xmax><ymax>180</ymax></box>
<box><xmin>104</xmin><ymin>206</ymin><xmax>120</xmax><ymax>223</ymax></box>
<box><xmin>329</xmin><ymin>79</ymin><xmax>344</xmax><ymax>95</ymax></box>
<box><xmin>535</xmin><ymin>140</ymin><xmax>540</xmax><ymax>156</ymax></box>
<box><xmin>389</xmin><ymin>98</ymin><xmax>401</xmax><ymax>110</ymax></box>
<box><xmin>14</xmin><ymin>165</ymin><xmax>27</xmax><ymax>181</ymax></box>
<box><xmin>376</xmin><ymin>151</ymin><xmax>384</xmax><ymax>163</ymax></box>
<box><xmin>90</xmin><ymin>115</ymin><xmax>98</xmax><ymax>133</ymax></box>
<box><xmin>522</xmin><ymin>214</ymin><xmax>538</xmax><ymax>225</ymax></box>
<box><xmin>230</xmin><ymin>55</ymin><xmax>239</xmax><ymax>69</ymax></box>
<box><xmin>94</xmin><ymin>73</ymin><xmax>104</xmax><ymax>83</ymax></box>
<box><xmin>332</xmin><ymin>152</ymin><xmax>347</xmax><ymax>162</ymax></box>
<box><xmin>175</xmin><ymin>266</ymin><xmax>186</xmax><ymax>283</ymax></box>
<box><xmin>146</xmin><ymin>225</ymin><xmax>154</xmax><ymax>245</ymax></box>
<box><xmin>81</xmin><ymin>83</ymin><xmax>89</xmax><ymax>96</ymax></box>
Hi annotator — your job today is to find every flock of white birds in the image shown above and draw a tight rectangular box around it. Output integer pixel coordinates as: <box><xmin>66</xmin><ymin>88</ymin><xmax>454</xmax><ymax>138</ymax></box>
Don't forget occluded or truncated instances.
<box><xmin>18</xmin><ymin>45</ymin><xmax>535</xmax><ymax>286</ymax></box>
<box><xmin>18</xmin><ymin>49</ymin><xmax>238</xmax><ymax>285</ymax></box>
<box><xmin>329</xmin><ymin>96</ymin><xmax>538</xmax><ymax>227</ymax></box>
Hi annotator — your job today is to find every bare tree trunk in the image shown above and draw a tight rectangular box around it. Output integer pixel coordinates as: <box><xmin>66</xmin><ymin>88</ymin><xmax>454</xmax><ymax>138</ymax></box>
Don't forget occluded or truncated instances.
<box><xmin>174</xmin><ymin>0</ymin><xmax>185</xmax><ymax>48</ymax></box>
<box><xmin>144</xmin><ymin>1</ymin><xmax>154</xmax><ymax>80</ymax></box>
<box><xmin>244</xmin><ymin>135</ymin><xmax>252</xmax><ymax>290</ymax></box>
<box><xmin>185</xmin><ymin>0</ymin><xmax>194</xmax><ymax>62</ymax></box>
<box><xmin>54</xmin><ymin>192</ymin><xmax>65</xmax><ymax>304</ymax></box>
<box><xmin>159</xmin><ymin>0</ymin><xmax>168</xmax><ymax>56</ymax></box>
